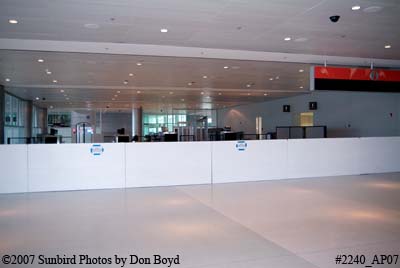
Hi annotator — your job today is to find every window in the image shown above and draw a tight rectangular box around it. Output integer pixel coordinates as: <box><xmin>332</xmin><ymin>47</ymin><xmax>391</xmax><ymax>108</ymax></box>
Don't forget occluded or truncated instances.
<box><xmin>4</xmin><ymin>93</ymin><xmax>27</xmax><ymax>144</ymax></box>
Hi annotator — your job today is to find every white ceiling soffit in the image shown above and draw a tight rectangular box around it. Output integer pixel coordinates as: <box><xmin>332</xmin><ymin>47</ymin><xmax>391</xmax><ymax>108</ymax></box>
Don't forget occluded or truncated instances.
<box><xmin>1</xmin><ymin>39</ymin><xmax>400</xmax><ymax>68</ymax></box>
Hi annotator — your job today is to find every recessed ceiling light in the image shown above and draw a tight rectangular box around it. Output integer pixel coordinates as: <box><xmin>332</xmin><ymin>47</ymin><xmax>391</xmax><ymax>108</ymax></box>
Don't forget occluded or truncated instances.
<box><xmin>275</xmin><ymin>76</ymin><xmax>280</xmax><ymax>79</ymax></box>
<box><xmin>169</xmin><ymin>91</ymin><xmax>173</xmax><ymax>94</ymax></box>
<box><xmin>246</xmin><ymin>84</ymin><xmax>251</xmax><ymax>88</ymax></box>
<box><xmin>112</xmin><ymin>98</ymin><xmax>115</xmax><ymax>101</ymax></box>
<box><xmin>188</xmin><ymin>82</ymin><xmax>193</xmax><ymax>86</ymax></box>
<box><xmin>218</xmin><ymin>92</ymin><xmax>222</xmax><ymax>95</ymax></box>
<box><xmin>35</xmin><ymin>97</ymin><xmax>40</xmax><ymax>100</ymax></box>
<box><xmin>49</xmin><ymin>105</ymin><xmax>54</xmax><ymax>109</ymax></box>
<box><xmin>37</xmin><ymin>59</ymin><xmax>44</xmax><ymax>63</ymax></box>
<box><xmin>384</xmin><ymin>45</ymin><xmax>391</xmax><ymax>49</ymax></box>
<box><xmin>300</xmin><ymin>86</ymin><xmax>304</xmax><ymax>89</ymax></box>
<box><xmin>66</xmin><ymin>97</ymin><xmax>70</xmax><ymax>100</ymax></box>
<box><xmin>162</xmin><ymin>96</ymin><xmax>165</xmax><ymax>98</ymax></box>
<box><xmin>352</xmin><ymin>5</ymin><xmax>361</xmax><ymax>11</ymax></box>
<box><xmin>5</xmin><ymin>78</ymin><xmax>10</xmax><ymax>82</ymax></box>
<box><xmin>123</xmin><ymin>80</ymin><xmax>128</xmax><ymax>85</ymax></box>
<box><xmin>117</xmin><ymin>90</ymin><xmax>121</xmax><ymax>93</ymax></box>
<box><xmin>129</xmin><ymin>73</ymin><xmax>134</xmax><ymax>76</ymax></box>
<box><xmin>63</xmin><ymin>94</ymin><xmax>67</xmax><ymax>97</ymax></box>
<box><xmin>84</xmin><ymin>23</ymin><xmax>99</xmax><ymax>29</ymax></box>
<box><xmin>60</xmin><ymin>89</ymin><xmax>64</xmax><ymax>93</ymax></box>
<box><xmin>269</xmin><ymin>78</ymin><xmax>274</xmax><ymax>81</ymax></box>
<box><xmin>223</xmin><ymin>66</ymin><xmax>229</xmax><ymax>69</ymax></box>
<box><xmin>203</xmin><ymin>75</ymin><xmax>208</xmax><ymax>79</ymax></box>
<box><xmin>247</xmin><ymin>93</ymin><xmax>251</xmax><ymax>96</ymax></box>
<box><xmin>181</xmin><ymin>99</ymin><xmax>185</xmax><ymax>101</ymax></box>
<box><xmin>284</xmin><ymin>37</ymin><xmax>291</xmax><ymax>41</ymax></box>
<box><xmin>299</xmin><ymin>69</ymin><xmax>304</xmax><ymax>73</ymax></box>
<box><xmin>46</xmin><ymin>70</ymin><xmax>52</xmax><ymax>75</ymax></box>
<box><xmin>137</xmin><ymin>91</ymin><xmax>141</xmax><ymax>94</ymax></box>
<box><xmin>201</xmin><ymin>92</ymin><xmax>204</xmax><ymax>95</ymax></box>
<box><xmin>136</xmin><ymin>62</ymin><xmax>142</xmax><ymax>66</ymax></box>
<box><xmin>114</xmin><ymin>95</ymin><xmax>118</xmax><ymax>97</ymax></box>
<box><xmin>206</xmin><ymin>96</ymin><xmax>211</xmax><ymax>98</ymax></box>
<box><xmin>264</xmin><ymin>93</ymin><xmax>268</xmax><ymax>96</ymax></box>
<box><xmin>52</xmin><ymin>80</ymin><xmax>58</xmax><ymax>83</ymax></box>
<box><xmin>8</xmin><ymin>19</ymin><xmax>18</xmax><ymax>24</ymax></box>
<box><xmin>160</xmin><ymin>28</ymin><xmax>168</xmax><ymax>33</ymax></box>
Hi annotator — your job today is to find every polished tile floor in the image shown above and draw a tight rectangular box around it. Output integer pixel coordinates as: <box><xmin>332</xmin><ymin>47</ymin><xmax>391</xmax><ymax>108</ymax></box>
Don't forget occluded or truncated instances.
<box><xmin>1</xmin><ymin>173</ymin><xmax>400</xmax><ymax>267</ymax></box>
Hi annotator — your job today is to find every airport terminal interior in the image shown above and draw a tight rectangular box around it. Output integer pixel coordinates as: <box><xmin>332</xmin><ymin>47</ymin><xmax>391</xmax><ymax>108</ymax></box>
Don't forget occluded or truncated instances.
<box><xmin>1</xmin><ymin>1</ymin><xmax>400</xmax><ymax>267</ymax></box>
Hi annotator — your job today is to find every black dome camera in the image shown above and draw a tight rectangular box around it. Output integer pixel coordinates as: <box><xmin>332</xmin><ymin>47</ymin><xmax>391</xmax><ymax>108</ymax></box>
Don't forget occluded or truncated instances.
<box><xmin>329</xmin><ymin>15</ymin><xmax>340</xmax><ymax>23</ymax></box>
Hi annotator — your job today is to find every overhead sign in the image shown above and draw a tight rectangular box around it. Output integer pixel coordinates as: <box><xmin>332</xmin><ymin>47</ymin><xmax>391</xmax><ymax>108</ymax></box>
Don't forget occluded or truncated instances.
<box><xmin>90</xmin><ymin>144</ymin><xmax>104</xmax><ymax>156</ymax></box>
<box><xmin>236</xmin><ymin>140</ymin><xmax>247</xmax><ymax>151</ymax></box>
<box><xmin>312</xmin><ymin>66</ymin><xmax>400</xmax><ymax>92</ymax></box>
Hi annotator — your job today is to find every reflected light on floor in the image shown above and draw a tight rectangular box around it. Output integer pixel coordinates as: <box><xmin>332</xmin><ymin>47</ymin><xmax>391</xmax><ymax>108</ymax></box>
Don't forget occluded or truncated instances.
<box><xmin>366</xmin><ymin>182</ymin><xmax>400</xmax><ymax>190</ymax></box>
<box><xmin>331</xmin><ymin>208</ymin><xmax>400</xmax><ymax>223</ymax></box>
<box><xmin>165</xmin><ymin>198</ymin><xmax>193</xmax><ymax>206</ymax></box>
<box><xmin>164</xmin><ymin>222</ymin><xmax>214</xmax><ymax>237</ymax></box>
<box><xmin>0</xmin><ymin>209</ymin><xmax>21</xmax><ymax>217</ymax></box>
<box><xmin>286</xmin><ymin>187</ymin><xmax>315</xmax><ymax>195</ymax></box>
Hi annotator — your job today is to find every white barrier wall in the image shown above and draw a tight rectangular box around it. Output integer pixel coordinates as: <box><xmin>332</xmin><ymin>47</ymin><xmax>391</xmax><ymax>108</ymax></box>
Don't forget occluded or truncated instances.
<box><xmin>0</xmin><ymin>145</ymin><xmax>28</xmax><ymax>193</ymax></box>
<box><xmin>358</xmin><ymin>137</ymin><xmax>400</xmax><ymax>174</ymax></box>
<box><xmin>287</xmin><ymin>138</ymin><xmax>361</xmax><ymax>179</ymax></box>
<box><xmin>212</xmin><ymin>140</ymin><xmax>288</xmax><ymax>183</ymax></box>
<box><xmin>125</xmin><ymin>142</ymin><xmax>212</xmax><ymax>187</ymax></box>
<box><xmin>1</xmin><ymin>137</ymin><xmax>400</xmax><ymax>194</ymax></box>
<box><xmin>28</xmin><ymin>144</ymin><xmax>125</xmax><ymax>192</ymax></box>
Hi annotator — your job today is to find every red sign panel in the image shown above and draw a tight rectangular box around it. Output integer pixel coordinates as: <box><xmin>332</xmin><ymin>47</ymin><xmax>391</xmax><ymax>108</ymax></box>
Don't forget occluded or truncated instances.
<box><xmin>314</xmin><ymin>66</ymin><xmax>400</xmax><ymax>82</ymax></box>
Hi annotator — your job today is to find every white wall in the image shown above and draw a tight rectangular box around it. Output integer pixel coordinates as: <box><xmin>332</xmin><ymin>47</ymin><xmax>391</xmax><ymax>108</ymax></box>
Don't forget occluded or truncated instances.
<box><xmin>212</xmin><ymin>140</ymin><xmax>287</xmax><ymax>183</ymax></box>
<box><xmin>28</xmin><ymin>143</ymin><xmax>125</xmax><ymax>192</ymax></box>
<box><xmin>1</xmin><ymin>137</ymin><xmax>400</xmax><ymax>194</ymax></box>
<box><xmin>218</xmin><ymin>91</ymin><xmax>400</xmax><ymax>138</ymax></box>
<box><xmin>126</xmin><ymin>142</ymin><xmax>212</xmax><ymax>187</ymax></box>
<box><xmin>0</xmin><ymin>145</ymin><xmax>28</xmax><ymax>193</ymax></box>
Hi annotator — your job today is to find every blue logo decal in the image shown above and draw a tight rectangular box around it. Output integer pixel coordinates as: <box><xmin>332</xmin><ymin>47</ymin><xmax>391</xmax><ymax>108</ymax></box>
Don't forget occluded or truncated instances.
<box><xmin>235</xmin><ymin>140</ymin><xmax>247</xmax><ymax>151</ymax></box>
<box><xmin>90</xmin><ymin>144</ymin><xmax>104</xmax><ymax>156</ymax></box>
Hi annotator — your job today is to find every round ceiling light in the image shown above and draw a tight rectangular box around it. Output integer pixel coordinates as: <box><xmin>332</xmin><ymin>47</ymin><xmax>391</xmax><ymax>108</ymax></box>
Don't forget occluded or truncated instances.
<box><xmin>37</xmin><ymin>59</ymin><xmax>44</xmax><ymax>63</ymax></box>
<box><xmin>384</xmin><ymin>45</ymin><xmax>391</xmax><ymax>49</ymax></box>
<box><xmin>284</xmin><ymin>37</ymin><xmax>291</xmax><ymax>41</ymax></box>
<box><xmin>352</xmin><ymin>5</ymin><xmax>361</xmax><ymax>11</ymax></box>
<box><xmin>8</xmin><ymin>19</ymin><xmax>18</xmax><ymax>24</ymax></box>
<box><xmin>160</xmin><ymin>28</ymin><xmax>168</xmax><ymax>33</ymax></box>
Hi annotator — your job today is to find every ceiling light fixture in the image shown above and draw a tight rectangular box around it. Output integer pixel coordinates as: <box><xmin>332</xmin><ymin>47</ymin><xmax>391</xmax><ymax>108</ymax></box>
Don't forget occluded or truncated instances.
<box><xmin>188</xmin><ymin>82</ymin><xmax>193</xmax><ymax>86</ymax></box>
<box><xmin>129</xmin><ymin>73</ymin><xmax>134</xmax><ymax>76</ymax></box>
<box><xmin>37</xmin><ymin>59</ymin><xmax>44</xmax><ymax>63</ymax></box>
<box><xmin>52</xmin><ymin>80</ymin><xmax>58</xmax><ymax>83</ymax></box>
<box><xmin>352</xmin><ymin>5</ymin><xmax>361</xmax><ymax>10</ymax></box>
<box><xmin>269</xmin><ymin>78</ymin><xmax>274</xmax><ymax>81</ymax></box>
<box><xmin>160</xmin><ymin>28</ymin><xmax>168</xmax><ymax>33</ymax></box>
<box><xmin>300</xmin><ymin>86</ymin><xmax>304</xmax><ymax>89</ymax></box>
<box><xmin>246</xmin><ymin>84</ymin><xmax>251</xmax><ymax>88</ymax></box>
<box><xmin>60</xmin><ymin>89</ymin><xmax>64</xmax><ymax>93</ymax></box>
<box><xmin>5</xmin><ymin>78</ymin><xmax>10</xmax><ymax>82</ymax></box>
<box><xmin>384</xmin><ymin>45</ymin><xmax>391</xmax><ymax>49</ymax></box>
<box><xmin>299</xmin><ymin>69</ymin><xmax>304</xmax><ymax>72</ymax></box>
<box><xmin>35</xmin><ymin>97</ymin><xmax>40</xmax><ymax>100</ymax></box>
<box><xmin>66</xmin><ymin>97</ymin><xmax>70</xmax><ymax>100</ymax></box>
<box><xmin>201</xmin><ymin>92</ymin><xmax>204</xmax><ymax>95</ymax></box>
<box><xmin>203</xmin><ymin>75</ymin><xmax>208</xmax><ymax>79</ymax></box>
<box><xmin>223</xmin><ymin>66</ymin><xmax>229</xmax><ymax>69</ymax></box>
<box><xmin>117</xmin><ymin>90</ymin><xmax>121</xmax><ymax>93</ymax></box>
<box><xmin>284</xmin><ymin>37</ymin><xmax>291</xmax><ymax>41</ymax></box>
<box><xmin>169</xmin><ymin>91</ymin><xmax>173</xmax><ymax>94</ymax></box>
<box><xmin>8</xmin><ymin>19</ymin><xmax>18</xmax><ymax>24</ymax></box>
<box><xmin>46</xmin><ymin>70</ymin><xmax>52</xmax><ymax>75</ymax></box>
<box><xmin>136</xmin><ymin>62</ymin><xmax>142</xmax><ymax>66</ymax></box>
<box><xmin>123</xmin><ymin>80</ymin><xmax>128</xmax><ymax>85</ymax></box>
<box><xmin>137</xmin><ymin>91</ymin><xmax>141</xmax><ymax>94</ymax></box>
<box><xmin>264</xmin><ymin>93</ymin><xmax>268</xmax><ymax>96</ymax></box>
<box><xmin>218</xmin><ymin>93</ymin><xmax>222</xmax><ymax>95</ymax></box>
<box><xmin>181</xmin><ymin>99</ymin><xmax>185</xmax><ymax>101</ymax></box>
<box><xmin>247</xmin><ymin>93</ymin><xmax>251</xmax><ymax>96</ymax></box>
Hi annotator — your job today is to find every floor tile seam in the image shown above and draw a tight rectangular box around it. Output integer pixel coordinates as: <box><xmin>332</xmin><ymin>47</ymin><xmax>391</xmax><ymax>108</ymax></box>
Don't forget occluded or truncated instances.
<box><xmin>175</xmin><ymin>187</ymin><xmax>321</xmax><ymax>268</ymax></box>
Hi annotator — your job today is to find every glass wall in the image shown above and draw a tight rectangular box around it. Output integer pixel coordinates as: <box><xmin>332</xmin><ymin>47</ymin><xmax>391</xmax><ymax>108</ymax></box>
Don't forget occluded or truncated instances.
<box><xmin>143</xmin><ymin>109</ymin><xmax>217</xmax><ymax>135</ymax></box>
<box><xmin>4</xmin><ymin>93</ymin><xmax>27</xmax><ymax>144</ymax></box>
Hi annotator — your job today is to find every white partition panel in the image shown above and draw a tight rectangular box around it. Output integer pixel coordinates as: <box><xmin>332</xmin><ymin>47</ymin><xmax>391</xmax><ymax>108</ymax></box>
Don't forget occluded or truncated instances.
<box><xmin>288</xmin><ymin>138</ymin><xmax>361</xmax><ymax>179</ymax></box>
<box><xmin>125</xmin><ymin>142</ymin><xmax>212</xmax><ymax>187</ymax></box>
<box><xmin>358</xmin><ymin>137</ymin><xmax>400</xmax><ymax>174</ymax></box>
<box><xmin>28</xmin><ymin>144</ymin><xmax>125</xmax><ymax>192</ymax></box>
<box><xmin>0</xmin><ymin>145</ymin><xmax>28</xmax><ymax>194</ymax></box>
<box><xmin>212</xmin><ymin>140</ymin><xmax>288</xmax><ymax>183</ymax></box>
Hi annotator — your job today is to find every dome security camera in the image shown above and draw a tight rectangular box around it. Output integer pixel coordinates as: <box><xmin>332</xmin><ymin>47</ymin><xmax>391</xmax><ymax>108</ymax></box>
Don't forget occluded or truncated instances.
<box><xmin>329</xmin><ymin>15</ymin><xmax>340</xmax><ymax>23</ymax></box>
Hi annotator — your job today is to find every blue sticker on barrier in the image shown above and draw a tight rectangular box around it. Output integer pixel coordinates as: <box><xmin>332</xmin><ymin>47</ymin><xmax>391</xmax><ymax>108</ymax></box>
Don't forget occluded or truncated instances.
<box><xmin>235</xmin><ymin>140</ymin><xmax>247</xmax><ymax>151</ymax></box>
<box><xmin>90</xmin><ymin>144</ymin><xmax>104</xmax><ymax>156</ymax></box>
